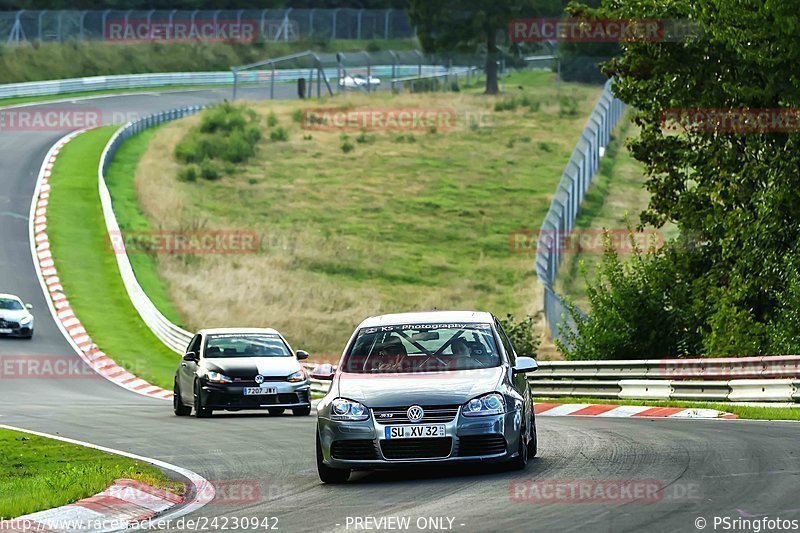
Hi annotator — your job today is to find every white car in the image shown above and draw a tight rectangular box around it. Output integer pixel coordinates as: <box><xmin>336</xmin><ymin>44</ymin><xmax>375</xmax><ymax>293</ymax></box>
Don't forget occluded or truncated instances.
<box><xmin>338</xmin><ymin>74</ymin><xmax>381</xmax><ymax>89</ymax></box>
<box><xmin>0</xmin><ymin>293</ymin><xmax>34</xmax><ymax>339</ymax></box>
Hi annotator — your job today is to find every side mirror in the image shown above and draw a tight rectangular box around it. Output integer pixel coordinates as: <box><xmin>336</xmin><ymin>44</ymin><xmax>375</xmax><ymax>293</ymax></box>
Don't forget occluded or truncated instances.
<box><xmin>513</xmin><ymin>356</ymin><xmax>538</xmax><ymax>374</ymax></box>
<box><xmin>310</xmin><ymin>363</ymin><xmax>335</xmax><ymax>381</ymax></box>
<box><xmin>183</xmin><ymin>351</ymin><xmax>199</xmax><ymax>362</ymax></box>
<box><xmin>295</xmin><ymin>350</ymin><xmax>310</xmax><ymax>360</ymax></box>
<box><xmin>25</xmin><ymin>303</ymin><xmax>32</xmax><ymax>310</ymax></box>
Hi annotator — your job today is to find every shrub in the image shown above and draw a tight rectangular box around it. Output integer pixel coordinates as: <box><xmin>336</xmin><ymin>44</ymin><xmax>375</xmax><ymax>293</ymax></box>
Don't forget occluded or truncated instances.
<box><xmin>177</xmin><ymin>164</ymin><xmax>199</xmax><ymax>182</ymax></box>
<box><xmin>270</xmin><ymin>126</ymin><xmax>289</xmax><ymax>142</ymax></box>
<box><xmin>267</xmin><ymin>111</ymin><xmax>278</xmax><ymax>128</ymax></box>
<box><xmin>341</xmin><ymin>141</ymin><xmax>355</xmax><ymax>153</ymax></box>
<box><xmin>291</xmin><ymin>109</ymin><xmax>304</xmax><ymax>123</ymax></box>
<box><xmin>355</xmin><ymin>131</ymin><xmax>375</xmax><ymax>144</ymax></box>
<box><xmin>199</xmin><ymin>160</ymin><xmax>220</xmax><ymax>180</ymax></box>
<box><xmin>499</xmin><ymin>314</ymin><xmax>541</xmax><ymax>357</ymax></box>
<box><xmin>559</xmin><ymin>96</ymin><xmax>579</xmax><ymax>117</ymax></box>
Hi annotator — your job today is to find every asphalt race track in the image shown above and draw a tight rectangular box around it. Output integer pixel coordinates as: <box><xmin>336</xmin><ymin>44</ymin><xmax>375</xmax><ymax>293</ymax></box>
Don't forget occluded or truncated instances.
<box><xmin>1</xmin><ymin>87</ymin><xmax>799</xmax><ymax>533</ymax></box>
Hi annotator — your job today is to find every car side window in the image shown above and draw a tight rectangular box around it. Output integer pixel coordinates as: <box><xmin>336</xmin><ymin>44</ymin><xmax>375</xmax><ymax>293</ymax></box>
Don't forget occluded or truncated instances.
<box><xmin>494</xmin><ymin>320</ymin><xmax>517</xmax><ymax>364</ymax></box>
<box><xmin>187</xmin><ymin>334</ymin><xmax>201</xmax><ymax>355</ymax></box>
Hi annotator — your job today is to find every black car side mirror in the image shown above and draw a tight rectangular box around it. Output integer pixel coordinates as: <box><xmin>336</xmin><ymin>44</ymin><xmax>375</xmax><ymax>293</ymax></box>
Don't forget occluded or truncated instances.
<box><xmin>296</xmin><ymin>350</ymin><xmax>310</xmax><ymax>360</ymax></box>
<box><xmin>183</xmin><ymin>351</ymin><xmax>199</xmax><ymax>362</ymax></box>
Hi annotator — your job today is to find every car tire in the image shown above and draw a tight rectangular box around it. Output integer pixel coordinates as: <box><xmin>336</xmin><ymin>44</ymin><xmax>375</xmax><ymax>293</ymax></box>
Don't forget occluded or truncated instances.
<box><xmin>528</xmin><ymin>416</ymin><xmax>538</xmax><ymax>458</ymax></box>
<box><xmin>24</xmin><ymin>330</ymin><xmax>33</xmax><ymax>339</ymax></box>
<box><xmin>292</xmin><ymin>406</ymin><xmax>311</xmax><ymax>416</ymax></box>
<box><xmin>511</xmin><ymin>424</ymin><xmax>530</xmax><ymax>471</ymax></box>
<box><xmin>268</xmin><ymin>408</ymin><xmax>285</xmax><ymax>416</ymax></box>
<box><xmin>173</xmin><ymin>382</ymin><xmax>191</xmax><ymax>416</ymax></box>
<box><xmin>316</xmin><ymin>434</ymin><xmax>350</xmax><ymax>484</ymax></box>
<box><xmin>193</xmin><ymin>381</ymin><xmax>212</xmax><ymax>418</ymax></box>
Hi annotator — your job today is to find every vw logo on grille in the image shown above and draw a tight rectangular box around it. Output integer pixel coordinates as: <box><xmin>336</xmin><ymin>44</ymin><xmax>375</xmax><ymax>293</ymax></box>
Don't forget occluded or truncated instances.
<box><xmin>255</xmin><ymin>375</ymin><xmax>265</xmax><ymax>384</ymax></box>
<box><xmin>407</xmin><ymin>405</ymin><xmax>424</xmax><ymax>422</ymax></box>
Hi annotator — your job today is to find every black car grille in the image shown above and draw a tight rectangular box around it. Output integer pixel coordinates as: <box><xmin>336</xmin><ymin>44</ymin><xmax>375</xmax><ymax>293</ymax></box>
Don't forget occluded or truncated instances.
<box><xmin>207</xmin><ymin>392</ymin><xmax>306</xmax><ymax>407</ymax></box>
<box><xmin>457</xmin><ymin>434</ymin><xmax>507</xmax><ymax>457</ymax></box>
<box><xmin>372</xmin><ymin>405</ymin><xmax>460</xmax><ymax>425</ymax></box>
<box><xmin>380</xmin><ymin>438</ymin><xmax>452</xmax><ymax>460</ymax></box>
<box><xmin>0</xmin><ymin>319</ymin><xmax>19</xmax><ymax>329</ymax></box>
<box><xmin>331</xmin><ymin>440</ymin><xmax>378</xmax><ymax>460</ymax></box>
<box><xmin>231</xmin><ymin>375</ymin><xmax>288</xmax><ymax>383</ymax></box>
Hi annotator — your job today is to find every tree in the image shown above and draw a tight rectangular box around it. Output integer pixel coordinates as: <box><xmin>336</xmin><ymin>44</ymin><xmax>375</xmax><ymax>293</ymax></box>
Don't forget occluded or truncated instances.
<box><xmin>408</xmin><ymin>0</ymin><xmax>561</xmax><ymax>94</ymax></box>
<box><xmin>563</xmin><ymin>0</ymin><xmax>800</xmax><ymax>356</ymax></box>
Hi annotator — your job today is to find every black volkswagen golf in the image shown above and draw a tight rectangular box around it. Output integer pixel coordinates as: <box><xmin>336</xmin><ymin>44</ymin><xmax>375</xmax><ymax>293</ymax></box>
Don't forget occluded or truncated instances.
<box><xmin>174</xmin><ymin>327</ymin><xmax>312</xmax><ymax>418</ymax></box>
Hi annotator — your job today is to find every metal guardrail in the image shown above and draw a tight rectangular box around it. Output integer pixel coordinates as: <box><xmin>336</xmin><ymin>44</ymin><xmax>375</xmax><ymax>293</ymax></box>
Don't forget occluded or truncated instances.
<box><xmin>535</xmin><ymin>78</ymin><xmax>626</xmax><ymax>345</ymax></box>
<box><xmin>0</xmin><ymin>66</ymin><xmax>446</xmax><ymax>101</ymax></box>
<box><xmin>3</xmin><ymin>9</ymin><xmax>414</xmax><ymax>44</ymax></box>
<box><xmin>98</xmin><ymin>106</ymin><xmax>203</xmax><ymax>354</ymax></box>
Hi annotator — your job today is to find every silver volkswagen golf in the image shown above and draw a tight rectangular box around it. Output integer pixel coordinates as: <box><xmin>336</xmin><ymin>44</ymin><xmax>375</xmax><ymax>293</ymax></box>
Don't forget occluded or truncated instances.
<box><xmin>313</xmin><ymin>311</ymin><xmax>539</xmax><ymax>483</ymax></box>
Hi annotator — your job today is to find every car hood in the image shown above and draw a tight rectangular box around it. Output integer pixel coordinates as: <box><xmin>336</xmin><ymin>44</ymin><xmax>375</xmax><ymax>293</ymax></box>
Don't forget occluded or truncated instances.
<box><xmin>202</xmin><ymin>356</ymin><xmax>301</xmax><ymax>379</ymax></box>
<box><xmin>335</xmin><ymin>367</ymin><xmax>504</xmax><ymax>407</ymax></box>
<box><xmin>0</xmin><ymin>310</ymin><xmax>29</xmax><ymax>321</ymax></box>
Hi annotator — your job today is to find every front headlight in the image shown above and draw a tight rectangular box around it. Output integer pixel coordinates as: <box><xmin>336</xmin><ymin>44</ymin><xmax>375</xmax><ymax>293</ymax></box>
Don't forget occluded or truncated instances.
<box><xmin>287</xmin><ymin>370</ymin><xmax>306</xmax><ymax>383</ymax></box>
<box><xmin>206</xmin><ymin>371</ymin><xmax>232</xmax><ymax>384</ymax></box>
<box><xmin>19</xmin><ymin>315</ymin><xmax>32</xmax><ymax>325</ymax></box>
<box><xmin>462</xmin><ymin>393</ymin><xmax>505</xmax><ymax>417</ymax></box>
<box><xmin>330</xmin><ymin>398</ymin><xmax>369</xmax><ymax>421</ymax></box>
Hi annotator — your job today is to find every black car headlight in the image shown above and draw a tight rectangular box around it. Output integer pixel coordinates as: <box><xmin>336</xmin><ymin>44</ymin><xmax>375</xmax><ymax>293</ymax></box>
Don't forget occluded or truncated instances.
<box><xmin>462</xmin><ymin>393</ymin><xmax>505</xmax><ymax>417</ymax></box>
<box><xmin>330</xmin><ymin>398</ymin><xmax>369</xmax><ymax>421</ymax></box>
<box><xmin>287</xmin><ymin>370</ymin><xmax>306</xmax><ymax>383</ymax></box>
<box><xmin>206</xmin><ymin>371</ymin><xmax>233</xmax><ymax>384</ymax></box>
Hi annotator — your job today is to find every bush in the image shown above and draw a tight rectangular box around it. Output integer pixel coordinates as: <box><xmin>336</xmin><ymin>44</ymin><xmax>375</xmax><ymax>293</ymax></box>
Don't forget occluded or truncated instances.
<box><xmin>199</xmin><ymin>160</ymin><xmax>220</xmax><ymax>181</ymax></box>
<box><xmin>267</xmin><ymin>111</ymin><xmax>278</xmax><ymax>128</ymax></box>
<box><xmin>499</xmin><ymin>314</ymin><xmax>541</xmax><ymax>357</ymax></box>
<box><xmin>270</xmin><ymin>126</ymin><xmax>289</xmax><ymax>142</ymax></box>
<box><xmin>559</xmin><ymin>96</ymin><xmax>579</xmax><ymax>117</ymax></box>
<box><xmin>355</xmin><ymin>131</ymin><xmax>375</xmax><ymax>144</ymax></box>
<box><xmin>341</xmin><ymin>141</ymin><xmax>355</xmax><ymax>153</ymax></box>
<box><xmin>177</xmin><ymin>164</ymin><xmax>199</xmax><ymax>182</ymax></box>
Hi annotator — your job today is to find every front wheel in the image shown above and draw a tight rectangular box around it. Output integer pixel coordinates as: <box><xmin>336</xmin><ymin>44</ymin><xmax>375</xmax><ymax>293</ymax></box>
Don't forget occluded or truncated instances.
<box><xmin>173</xmin><ymin>381</ymin><xmax>191</xmax><ymax>416</ymax></box>
<box><xmin>292</xmin><ymin>406</ymin><xmax>311</xmax><ymax>416</ymax></box>
<box><xmin>510</xmin><ymin>424</ymin><xmax>530</xmax><ymax>471</ymax></box>
<box><xmin>194</xmin><ymin>381</ymin><xmax>212</xmax><ymax>418</ymax></box>
<box><xmin>317</xmin><ymin>434</ymin><xmax>350</xmax><ymax>484</ymax></box>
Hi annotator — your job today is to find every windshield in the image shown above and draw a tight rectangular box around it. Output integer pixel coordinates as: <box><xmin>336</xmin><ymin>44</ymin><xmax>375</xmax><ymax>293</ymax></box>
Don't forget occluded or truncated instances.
<box><xmin>0</xmin><ymin>298</ymin><xmax>23</xmax><ymax>311</ymax></box>
<box><xmin>204</xmin><ymin>333</ymin><xmax>291</xmax><ymax>358</ymax></box>
<box><xmin>341</xmin><ymin>323</ymin><xmax>500</xmax><ymax>374</ymax></box>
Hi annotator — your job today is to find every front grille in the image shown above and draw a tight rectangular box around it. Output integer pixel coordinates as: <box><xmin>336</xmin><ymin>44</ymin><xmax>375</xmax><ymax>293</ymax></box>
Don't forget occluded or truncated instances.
<box><xmin>207</xmin><ymin>392</ymin><xmax>304</xmax><ymax>407</ymax></box>
<box><xmin>372</xmin><ymin>405</ymin><xmax>460</xmax><ymax>425</ymax></box>
<box><xmin>231</xmin><ymin>375</ymin><xmax>287</xmax><ymax>383</ymax></box>
<box><xmin>331</xmin><ymin>440</ymin><xmax>378</xmax><ymax>460</ymax></box>
<box><xmin>0</xmin><ymin>319</ymin><xmax>19</xmax><ymax>329</ymax></box>
<box><xmin>381</xmin><ymin>438</ymin><xmax>452</xmax><ymax>460</ymax></box>
<box><xmin>458</xmin><ymin>434</ymin><xmax>507</xmax><ymax>457</ymax></box>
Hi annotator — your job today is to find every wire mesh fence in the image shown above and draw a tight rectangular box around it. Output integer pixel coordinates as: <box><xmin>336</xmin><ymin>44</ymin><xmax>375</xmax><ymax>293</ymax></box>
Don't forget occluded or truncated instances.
<box><xmin>1</xmin><ymin>9</ymin><xmax>414</xmax><ymax>44</ymax></box>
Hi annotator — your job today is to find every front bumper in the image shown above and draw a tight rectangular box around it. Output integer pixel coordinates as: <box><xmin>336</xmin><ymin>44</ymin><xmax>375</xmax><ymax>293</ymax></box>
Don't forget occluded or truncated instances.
<box><xmin>199</xmin><ymin>380</ymin><xmax>311</xmax><ymax>410</ymax></box>
<box><xmin>318</xmin><ymin>408</ymin><xmax>524</xmax><ymax>469</ymax></box>
<box><xmin>0</xmin><ymin>320</ymin><xmax>33</xmax><ymax>337</ymax></box>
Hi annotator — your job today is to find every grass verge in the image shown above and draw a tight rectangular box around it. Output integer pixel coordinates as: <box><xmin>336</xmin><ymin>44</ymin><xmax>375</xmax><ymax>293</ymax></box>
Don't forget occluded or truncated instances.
<box><xmin>105</xmin><ymin>126</ymin><xmax>184</xmax><ymax>327</ymax></box>
<box><xmin>133</xmin><ymin>69</ymin><xmax>604</xmax><ymax>360</ymax></box>
<box><xmin>0</xmin><ymin>427</ymin><xmax>182</xmax><ymax>518</ymax></box>
<box><xmin>538</xmin><ymin>397</ymin><xmax>800</xmax><ymax>421</ymax></box>
<box><xmin>46</xmin><ymin>126</ymin><xmax>180</xmax><ymax>389</ymax></box>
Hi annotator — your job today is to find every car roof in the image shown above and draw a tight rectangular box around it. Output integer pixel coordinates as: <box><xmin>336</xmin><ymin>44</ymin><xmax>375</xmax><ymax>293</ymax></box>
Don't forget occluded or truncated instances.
<box><xmin>357</xmin><ymin>311</ymin><xmax>495</xmax><ymax>329</ymax></box>
<box><xmin>199</xmin><ymin>327</ymin><xmax>281</xmax><ymax>336</ymax></box>
<box><xmin>0</xmin><ymin>293</ymin><xmax>22</xmax><ymax>301</ymax></box>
